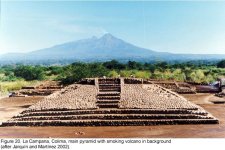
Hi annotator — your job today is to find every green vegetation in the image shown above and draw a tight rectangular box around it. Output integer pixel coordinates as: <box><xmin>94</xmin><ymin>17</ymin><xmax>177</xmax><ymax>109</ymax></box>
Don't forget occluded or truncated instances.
<box><xmin>58</xmin><ymin>62</ymin><xmax>108</xmax><ymax>84</ymax></box>
<box><xmin>0</xmin><ymin>80</ymin><xmax>40</xmax><ymax>94</ymax></box>
<box><xmin>217</xmin><ymin>60</ymin><xmax>225</xmax><ymax>68</ymax></box>
<box><xmin>14</xmin><ymin>65</ymin><xmax>45</xmax><ymax>81</ymax></box>
<box><xmin>0</xmin><ymin>59</ymin><xmax>225</xmax><ymax>91</ymax></box>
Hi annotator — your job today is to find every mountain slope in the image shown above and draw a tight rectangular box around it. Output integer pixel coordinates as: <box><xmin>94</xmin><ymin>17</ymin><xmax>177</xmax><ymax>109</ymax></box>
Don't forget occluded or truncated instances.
<box><xmin>0</xmin><ymin>33</ymin><xmax>225</xmax><ymax>64</ymax></box>
<box><xmin>27</xmin><ymin>33</ymin><xmax>159</xmax><ymax>60</ymax></box>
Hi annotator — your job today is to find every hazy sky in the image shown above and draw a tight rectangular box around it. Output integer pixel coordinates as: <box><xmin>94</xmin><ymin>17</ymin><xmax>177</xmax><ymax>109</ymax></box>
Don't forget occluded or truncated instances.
<box><xmin>1</xmin><ymin>1</ymin><xmax>225</xmax><ymax>54</ymax></box>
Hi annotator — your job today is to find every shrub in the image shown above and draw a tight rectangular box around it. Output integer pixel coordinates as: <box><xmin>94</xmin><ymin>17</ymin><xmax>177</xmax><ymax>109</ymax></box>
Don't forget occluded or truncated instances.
<box><xmin>134</xmin><ymin>71</ymin><xmax>151</xmax><ymax>79</ymax></box>
<box><xmin>217</xmin><ymin>60</ymin><xmax>225</xmax><ymax>68</ymax></box>
<box><xmin>108</xmin><ymin>70</ymin><xmax>119</xmax><ymax>77</ymax></box>
<box><xmin>14</xmin><ymin>66</ymin><xmax>45</xmax><ymax>81</ymax></box>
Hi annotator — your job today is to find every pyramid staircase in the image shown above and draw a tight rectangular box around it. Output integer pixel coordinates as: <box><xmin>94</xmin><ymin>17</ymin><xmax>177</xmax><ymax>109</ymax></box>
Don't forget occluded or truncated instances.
<box><xmin>96</xmin><ymin>78</ymin><xmax>121</xmax><ymax>109</ymax></box>
<box><xmin>1</xmin><ymin>78</ymin><xmax>219</xmax><ymax>126</ymax></box>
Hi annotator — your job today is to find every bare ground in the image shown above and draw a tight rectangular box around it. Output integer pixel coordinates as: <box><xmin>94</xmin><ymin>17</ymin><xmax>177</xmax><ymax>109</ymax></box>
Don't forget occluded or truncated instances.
<box><xmin>0</xmin><ymin>97</ymin><xmax>44</xmax><ymax>123</ymax></box>
<box><xmin>0</xmin><ymin>94</ymin><xmax>224</xmax><ymax>138</ymax></box>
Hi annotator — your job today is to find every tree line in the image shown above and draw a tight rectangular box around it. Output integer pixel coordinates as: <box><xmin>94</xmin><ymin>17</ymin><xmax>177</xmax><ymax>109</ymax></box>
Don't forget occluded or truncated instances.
<box><xmin>0</xmin><ymin>60</ymin><xmax>225</xmax><ymax>84</ymax></box>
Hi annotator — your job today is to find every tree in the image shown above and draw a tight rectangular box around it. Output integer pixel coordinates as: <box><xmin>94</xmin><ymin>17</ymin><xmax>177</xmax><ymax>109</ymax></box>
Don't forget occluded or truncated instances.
<box><xmin>152</xmin><ymin>70</ymin><xmax>164</xmax><ymax>79</ymax></box>
<box><xmin>103</xmin><ymin>60</ymin><xmax>125</xmax><ymax>70</ymax></box>
<box><xmin>155</xmin><ymin>61</ymin><xmax>168</xmax><ymax>69</ymax></box>
<box><xmin>88</xmin><ymin>63</ymin><xmax>108</xmax><ymax>77</ymax></box>
<box><xmin>59</xmin><ymin>63</ymin><xmax>108</xmax><ymax>84</ymax></box>
<box><xmin>217</xmin><ymin>60</ymin><xmax>225</xmax><ymax>68</ymax></box>
<box><xmin>189</xmin><ymin>70</ymin><xmax>205</xmax><ymax>83</ymax></box>
<box><xmin>14</xmin><ymin>66</ymin><xmax>45</xmax><ymax>80</ymax></box>
<box><xmin>205</xmin><ymin>74</ymin><xmax>214</xmax><ymax>84</ymax></box>
<box><xmin>127</xmin><ymin>61</ymin><xmax>143</xmax><ymax>70</ymax></box>
<box><xmin>48</xmin><ymin>66</ymin><xmax>63</xmax><ymax>75</ymax></box>
<box><xmin>172</xmin><ymin>69</ymin><xmax>186</xmax><ymax>81</ymax></box>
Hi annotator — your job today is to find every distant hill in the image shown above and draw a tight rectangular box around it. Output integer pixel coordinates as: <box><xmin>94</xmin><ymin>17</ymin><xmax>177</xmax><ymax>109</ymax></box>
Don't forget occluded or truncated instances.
<box><xmin>0</xmin><ymin>33</ymin><xmax>225</xmax><ymax>65</ymax></box>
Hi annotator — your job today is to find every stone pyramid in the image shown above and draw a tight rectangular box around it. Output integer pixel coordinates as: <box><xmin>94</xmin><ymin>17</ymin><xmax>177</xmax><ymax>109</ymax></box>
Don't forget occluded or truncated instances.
<box><xmin>1</xmin><ymin>78</ymin><xmax>218</xmax><ymax>126</ymax></box>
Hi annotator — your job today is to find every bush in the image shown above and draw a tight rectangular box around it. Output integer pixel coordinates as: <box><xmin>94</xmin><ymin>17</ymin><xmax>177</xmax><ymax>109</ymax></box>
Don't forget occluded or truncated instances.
<box><xmin>1</xmin><ymin>60</ymin><xmax>224</xmax><ymax>84</ymax></box>
<box><xmin>172</xmin><ymin>69</ymin><xmax>186</xmax><ymax>81</ymax></box>
<box><xmin>103</xmin><ymin>60</ymin><xmax>126</xmax><ymax>70</ymax></box>
<box><xmin>134</xmin><ymin>71</ymin><xmax>151</xmax><ymax>79</ymax></box>
<box><xmin>0</xmin><ymin>72</ymin><xmax>18</xmax><ymax>82</ymax></box>
<box><xmin>152</xmin><ymin>70</ymin><xmax>164</xmax><ymax>79</ymax></box>
<box><xmin>217</xmin><ymin>60</ymin><xmax>225</xmax><ymax>68</ymax></box>
<box><xmin>108</xmin><ymin>70</ymin><xmax>119</xmax><ymax>77</ymax></box>
<box><xmin>59</xmin><ymin>63</ymin><xmax>109</xmax><ymax>84</ymax></box>
<box><xmin>120</xmin><ymin>70</ymin><xmax>137</xmax><ymax>77</ymax></box>
<box><xmin>14</xmin><ymin>66</ymin><xmax>45</xmax><ymax>81</ymax></box>
<box><xmin>48</xmin><ymin>66</ymin><xmax>63</xmax><ymax>75</ymax></box>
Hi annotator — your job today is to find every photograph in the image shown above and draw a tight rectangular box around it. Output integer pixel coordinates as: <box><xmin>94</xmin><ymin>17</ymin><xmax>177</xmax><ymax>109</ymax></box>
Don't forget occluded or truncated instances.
<box><xmin>0</xmin><ymin>0</ymin><xmax>225</xmax><ymax>140</ymax></box>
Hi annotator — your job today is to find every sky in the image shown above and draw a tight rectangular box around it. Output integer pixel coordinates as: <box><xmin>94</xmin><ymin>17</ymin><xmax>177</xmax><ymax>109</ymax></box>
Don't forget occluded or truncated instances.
<box><xmin>1</xmin><ymin>1</ymin><xmax>225</xmax><ymax>54</ymax></box>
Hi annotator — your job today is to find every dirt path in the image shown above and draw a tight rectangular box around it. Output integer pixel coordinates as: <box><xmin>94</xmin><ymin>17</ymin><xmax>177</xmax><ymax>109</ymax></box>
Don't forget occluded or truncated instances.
<box><xmin>181</xmin><ymin>93</ymin><xmax>225</xmax><ymax>104</ymax></box>
<box><xmin>202</xmin><ymin>94</ymin><xmax>214</xmax><ymax>104</ymax></box>
<box><xmin>0</xmin><ymin>95</ymin><xmax>7</xmax><ymax>100</ymax></box>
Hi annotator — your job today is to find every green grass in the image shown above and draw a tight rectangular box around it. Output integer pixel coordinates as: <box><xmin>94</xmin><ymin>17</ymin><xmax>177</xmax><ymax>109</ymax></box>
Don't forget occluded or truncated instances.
<box><xmin>0</xmin><ymin>80</ymin><xmax>41</xmax><ymax>93</ymax></box>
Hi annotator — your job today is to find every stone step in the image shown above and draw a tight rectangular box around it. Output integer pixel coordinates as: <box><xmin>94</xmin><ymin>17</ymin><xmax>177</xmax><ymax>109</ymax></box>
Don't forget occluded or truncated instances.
<box><xmin>97</xmin><ymin>100</ymin><xmax>120</xmax><ymax>103</ymax></box>
<box><xmin>99</xmin><ymin>89</ymin><xmax>121</xmax><ymax>92</ymax></box>
<box><xmin>97</xmin><ymin>96</ymin><xmax>120</xmax><ymax>100</ymax></box>
<box><xmin>2</xmin><ymin>119</ymin><xmax>219</xmax><ymax>126</ymax></box>
<box><xmin>99</xmin><ymin>84</ymin><xmax>120</xmax><ymax>86</ymax></box>
<box><xmin>99</xmin><ymin>87</ymin><xmax>120</xmax><ymax>89</ymax></box>
<box><xmin>98</xmin><ymin>81</ymin><xmax>120</xmax><ymax>84</ymax></box>
<box><xmin>13</xmin><ymin>114</ymin><xmax>213</xmax><ymax>121</ymax></box>
<box><xmin>97</xmin><ymin>92</ymin><xmax>120</xmax><ymax>96</ymax></box>
<box><xmin>98</xmin><ymin>79</ymin><xmax>120</xmax><ymax>84</ymax></box>
<box><xmin>97</xmin><ymin>103</ymin><xmax>118</xmax><ymax>108</ymax></box>
<box><xmin>20</xmin><ymin>109</ymin><xmax>208</xmax><ymax>116</ymax></box>
<box><xmin>98</xmin><ymin>83</ymin><xmax>120</xmax><ymax>85</ymax></box>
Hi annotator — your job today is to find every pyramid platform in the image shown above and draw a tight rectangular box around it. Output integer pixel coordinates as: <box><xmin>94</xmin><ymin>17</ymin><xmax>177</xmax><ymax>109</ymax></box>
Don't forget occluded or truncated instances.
<box><xmin>1</xmin><ymin>78</ymin><xmax>219</xmax><ymax>126</ymax></box>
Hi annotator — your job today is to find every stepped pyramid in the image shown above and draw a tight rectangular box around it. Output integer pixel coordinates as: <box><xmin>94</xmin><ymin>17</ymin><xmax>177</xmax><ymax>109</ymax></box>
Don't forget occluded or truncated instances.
<box><xmin>1</xmin><ymin>78</ymin><xmax>218</xmax><ymax>126</ymax></box>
